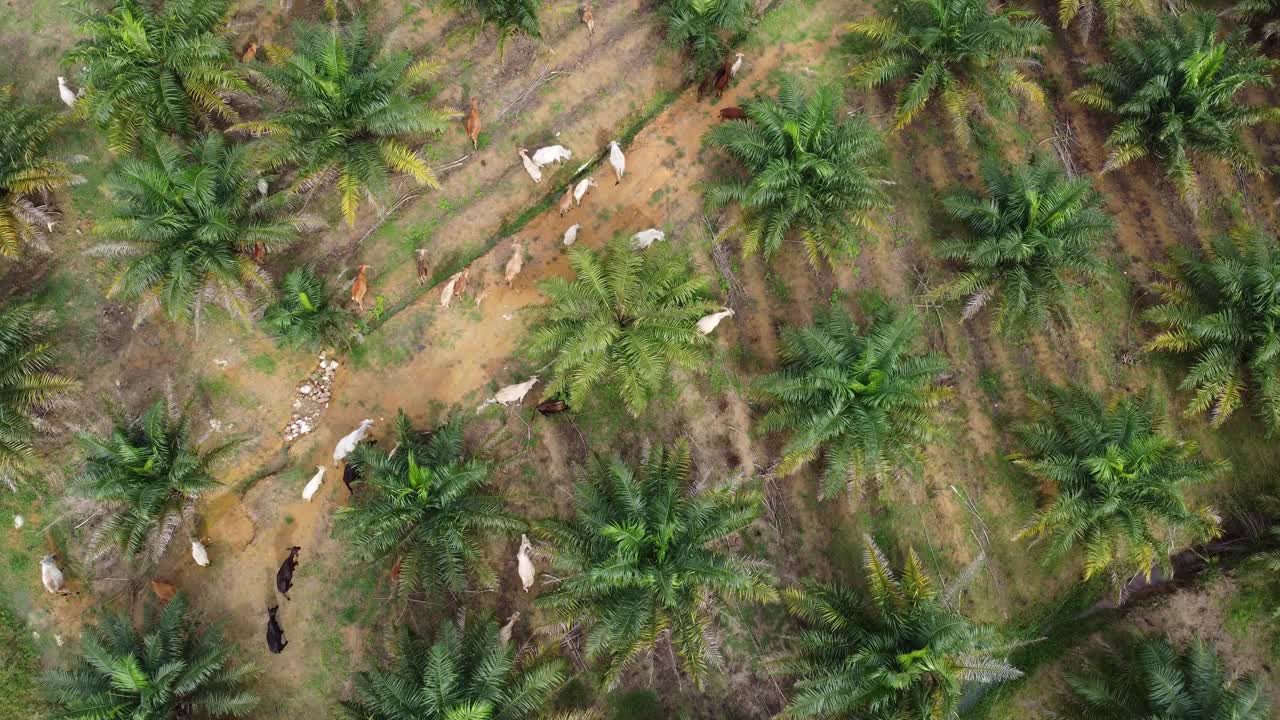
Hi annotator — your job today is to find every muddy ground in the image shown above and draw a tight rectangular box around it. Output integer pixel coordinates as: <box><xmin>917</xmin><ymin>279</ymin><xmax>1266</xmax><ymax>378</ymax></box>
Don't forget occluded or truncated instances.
<box><xmin>4</xmin><ymin>0</ymin><xmax>1280</xmax><ymax>717</ymax></box>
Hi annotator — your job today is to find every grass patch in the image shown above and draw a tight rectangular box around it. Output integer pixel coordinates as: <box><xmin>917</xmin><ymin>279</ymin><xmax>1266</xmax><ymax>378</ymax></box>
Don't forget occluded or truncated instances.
<box><xmin>609</xmin><ymin>689</ymin><xmax>660</xmax><ymax>720</ymax></box>
<box><xmin>1225</xmin><ymin>562</ymin><xmax>1280</xmax><ymax>661</ymax></box>
<box><xmin>0</xmin><ymin>603</ymin><xmax>47</xmax><ymax>719</ymax></box>
<box><xmin>249</xmin><ymin>354</ymin><xmax>278</xmax><ymax>375</ymax></box>
<box><xmin>966</xmin><ymin>579</ymin><xmax>1111</xmax><ymax>719</ymax></box>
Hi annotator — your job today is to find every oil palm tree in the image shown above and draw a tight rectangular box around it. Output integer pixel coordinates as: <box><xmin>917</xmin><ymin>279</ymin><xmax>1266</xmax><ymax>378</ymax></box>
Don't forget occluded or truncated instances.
<box><xmin>89</xmin><ymin>132</ymin><xmax>322</xmax><ymax>331</ymax></box>
<box><xmin>1229</xmin><ymin>0</ymin><xmax>1280</xmax><ymax>39</ymax></box>
<box><xmin>1057</xmin><ymin>0</ymin><xmax>1150</xmax><ymax>41</ymax></box>
<box><xmin>704</xmin><ymin>80</ymin><xmax>888</xmax><ymax>266</ymax></box>
<box><xmin>334</xmin><ymin>412</ymin><xmax>523</xmax><ymax>597</ymax></box>
<box><xmin>339</xmin><ymin>613</ymin><xmax>571</xmax><ymax>720</ymax></box>
<box><xmin>65</xmin><ymin>0</ymin><xmax>247</xmax><ymax>155</ymax></box>
<box><xmin>778</xmin><ymin>536</ymin><xmax>1022</xmax><ymax>720</ymax></box>
<box><xmin>236</xmin><ymin>20</ymin><xmax>456</xmax><ymax>225</ymax></box>
<box><xmin>0</xmin><ymin>86</ymin><xmax>84</xmax><ymax>256</ymax></box>
<box><xmin>1066</xmin><ymin>634</ymin><xmax>1269</xmax><ymax>720</ymax></box>
<box><xmin>1011</xmin><ymin>385</ymin><xmax>1224</xmax><ymax>588</ymax></box>
<box><xmin>42</xmin><ymin>593</ymin><xmax>257</xmax><ymax>719</ymax></box>
<box><xmin>535</xmin><ymin>441</ymin><xmax>776</xmax><ymax>688</ymax></box>
<box><xmin>846</xmin><ymin>0</ymin><xmax>1049</xmax><ymax>143</ymax></box>
<box><xmin>754</xmin><ymin>305</ymin><xmax>950</xmax><ymax>501</ymax></box>
<box><xmin>0</xmin><ymin>303</ymin><xmax>78</xmax><ymax>490</ymax></box>
<box><xmin>1144</xmin><ymin>223</ymin><xmax>1280</xmax><ymax>431</ymax></box>
<box><xmin>931</xmin><ymin>153</ymin><xmax>1111</xmax><ymax>333</ymax></box>
<box><xmin>526</xmin><ymin>237</ymin><xmax>719</xmax><ymax>417</ymax></box>
<box><xmin>68</xmin><ymin>393</ymin><xmax>238</xmax><ymax>565</ymax></box>
<box><xmin>659</xmin><ymin>0</ymin><xmax>751</xmax><ymax>81</ymax></box>
<box><xmin>1072</xmin><ymin>12</ymin><xmax>1278</xmax><ymax>208</ymax></box>
<box><xmin>263</xmin><ymin>266</ymin><xmax>350</xmax><ymax>350</ymax></box>
<box><xmin>444</xmin><ymin>0</ymin><xmax>543</xmax><ymax>52</ymax></box>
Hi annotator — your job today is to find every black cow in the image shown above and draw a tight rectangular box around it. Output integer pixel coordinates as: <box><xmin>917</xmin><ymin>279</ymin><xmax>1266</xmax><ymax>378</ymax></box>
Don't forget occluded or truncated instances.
<box><xmin>341</xmin><ymin>463</ymin><xmax>361</xmax><ymax>494</ymax></box>
<box><xmin>266</xmin><ymin>605</ymin><xmax>287</xmax><ymax>654</ymax></box>
<box><xmin>536</xmin><ymin>399</ymin><xmax>569</xmax><ymax>415</ymax></box>
<box><xmin>276</xmin><ymin>546</ymin><xmax>301</xmax><ymax>600</ymax></box>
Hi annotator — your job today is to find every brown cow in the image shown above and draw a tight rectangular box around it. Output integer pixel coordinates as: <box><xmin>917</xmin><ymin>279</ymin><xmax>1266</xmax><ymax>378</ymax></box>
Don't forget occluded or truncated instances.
<box><xmin>150</xmin><ymin>579</ymin><xmax>177</xmax><ymax>604</ymax></box>
<box><xmin>559</xmin><ymin>186</ymin><xmax>574</xmax><ymax>216</ymax></box>
<box><xmin>718</xmin><ymin>106</ymin><xmax>746</xmax><ymax>121</ymax></box>
<box><xmin>415</xmin><ymin>248</ymin><xmax>430</xmax><ymax>285</ymax></box>
<box><xmin>464</xmin><ymin>97</ymin><xmax>481</xmax><ymax>150</ymax></box>
<box><xmin>351</xmin><ymin>264</ymin><xmax>369</xmax><ymax>312</ymax></box>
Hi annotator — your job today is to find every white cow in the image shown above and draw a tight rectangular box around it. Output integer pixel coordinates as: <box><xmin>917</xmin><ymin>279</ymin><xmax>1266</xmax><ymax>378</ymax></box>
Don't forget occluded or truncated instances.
<box><xmin>630</xmin><ymin>228</ymin><xmax>665</xmax><ymax>250</ymax></box>
<box><xmin>573</xmin><ymin>177</ymin><xmax>596</xmax><ymax>206</ymax></box>
<box><xmin>608</xmin><ymin>141</ymin><xmax>625</xmax><ymax>183</ymax></box>
<box><xmin>517</xmin><ymin>534</ymin><xmax>536</xmax><ymax>591</ymax></box>
<box><xmin>57</xmin><ymin>77</ymin><xmax>76</xmax><ymax>108</ymax></box>
<box><xmin>40</xmin><ymin>554</ymin><xmax>65</xmax><ymax>593</ymax></box>
<box><xmin>696</xmin><ymin>308</ymin><xmax>735</xmax><ymax>335</ymax></box>
<box><xmin>333</xmin><ymin>419</ymin><xmax>374</xmax><ymax>466</ymax></box>
<box><xmin>498</xmin><ymin>611</ymin><xmax>520</xmax><ymax>646</ymax></box>
<box><xmin>302</xmin><ymin>466</ymin><xmax>326</xmax><ymax>502</ymax></box>
<box><xmin>531</xmin><ymin>145</ymin><xmax>572</xmax><ymax>167</ymax></box>
<box><xmin>478</xmin><ymin>376</ymin><xmax>539</xmax><ymax>412</ymax></box>
<box><xmin>563</xmin><ymin>224</ymin><xmax>581</xmax><ymax>246</ymax></box>
<box><xmin>517</xmin><ymin>149</ymin><xmax>542</xmax><ymax>184</ymax></box>
<box><xmin>191</xmin><ymin>540</ymin><xmax>210</xmax><ymax>567</ymax></box>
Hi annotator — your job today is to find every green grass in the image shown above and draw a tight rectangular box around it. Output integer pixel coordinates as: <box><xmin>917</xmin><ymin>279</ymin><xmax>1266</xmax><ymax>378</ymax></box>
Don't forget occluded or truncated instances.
<box><xmin>249</xmin><ymin>354</ymin><xmax>278</xmax><ymax>375</ymax></box>
<box><xmin>967</xmin><ymin>579</ymin><xmax>1112</xmax><ymax>719</ymax></box>
<box><xmin>1225</xmin><ymin>562</ymin><xmax>1280</xmax><ymax>661</ymax></box>
<box><xmin>0</xmin><ymin>604</ymin><xmax>46</xmax><ymax>719</ymax></box>
<box><xmin>609</xmin><ymin>689</ymin><xmax>660</xmax><ymax>720</ymax></box>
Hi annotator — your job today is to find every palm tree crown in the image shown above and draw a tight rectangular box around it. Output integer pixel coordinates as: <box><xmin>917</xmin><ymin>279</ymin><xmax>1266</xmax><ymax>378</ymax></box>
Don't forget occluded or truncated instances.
<box><xmin>1072</xmin><ymin>12</ymin><xmax>1278</xmax><ymax>207</ymax></box>
<box><xmin>334</xmin><ymin>412</ymin><xmax>522</xmax><ymax>597</ymax></box>
<box><xmin>659</xmin><ymin>0</ymin><xmax>751</xmax><ymax>81</ymax></box>
<box><xmin>339</xmin><ymin>613</ymin><xmax>570</xmax><ymax>720</ymax></box>
<box><xmin>263</xmin><ymin>266</ymin><xmax>351</xmax><ymax>350</ymax></box>
<box><xmin>536</xmin><ymin>442</ymin><xmax>776</xmax><ymax>688</ymax></box>
<box><xmin>444</xmin><ymin>0</ymin><xmax>543</xmax><ymax>51</ymax></box>
<box><xmin>90</xmin><ymin>132</ymin><xmax>321</xmax><ymax>330</ymax></box>
<box><xmin>1011</xmin><ymin>385</ymin><xmax>1224</xmax><ymax>586</ymax></box>
<box><xmin>237</xmin><ymin>20</ymin><xmax>455</xmax><ymax>225</ymax></box>
<box><xmin>754</xmin><ymin>305</ymin><xmax>950</xmax><ymax>501</ymax></box>
<box><xmin>42</xmin><ymin>593</ymin><xmax>258</xmax><ymax>719</ymax></box>
<box><xmin>0</xmin><ymin>86</ymin><xmax>84</xmax><ymax>255</ymax></box>
<box><xmin>1229</xmin><ymin>0</ymin><xmax>1280</xmax><ymax>40</ymax></box>
<box><xmin>1056</xmin><ymin>0</ymin><xmax>1147</xmax><ymax>41</ymax></box>
<box><xmin>65</xmin><ymin>0</ymin><xmax>247</xmax><ymax>154</ymax></box>
<box><xmin>846</xmin><ymin>0</ymin><xmax>1048</xmax><ymax>142</ymax></box>
<box><xmin>0</xmin><ymin>303</ymin><xmax>78</xmax><ymax>490</ymax></box>
<box><xmin>526</xmin><ymin>237</ymin><xmax>719</xmax><ymax>417</ymax></box>
<box><xmin>778</xmin><ymin>537</ymin><xmax>1022</xmax><ymax>720</ymax></box>
<box><xmin>1066</xmin><ymin>635</ymin><xmax>1269</xmax><ymax>720</ymax></box>
<box><xmin>69</xmin><ymin>394</ymin><xmax>237</xmax><ymax>565</ymax></box>
<box><xmin>704</xmin><ymin>81</ymin><xmax>888</xmax><ymax>266</ymax></box>
<box><xmin>1144</xmin><ymin>223</ymin><xmax>1280</xmax><ymax>431</ymax></box>
<box><xmin>932</xmin><ymin>153</ymin><xmax>1111</xmax><ymax>332</ymax></box>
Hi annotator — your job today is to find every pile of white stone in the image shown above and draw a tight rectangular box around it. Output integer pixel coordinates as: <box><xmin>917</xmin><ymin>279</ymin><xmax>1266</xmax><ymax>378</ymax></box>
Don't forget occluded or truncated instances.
<box><xmin>283</xmin><ymin>352</ymin><xmax>340</xmax><ymax>442</ymax></box>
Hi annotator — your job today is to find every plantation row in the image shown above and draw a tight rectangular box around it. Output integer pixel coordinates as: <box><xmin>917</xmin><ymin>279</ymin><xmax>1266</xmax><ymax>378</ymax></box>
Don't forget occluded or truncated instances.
<box><xmin>4</xmin><ymin>0</ymin><xmax>1280</xmax><ymax>716</ymax></box>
